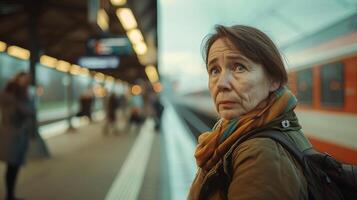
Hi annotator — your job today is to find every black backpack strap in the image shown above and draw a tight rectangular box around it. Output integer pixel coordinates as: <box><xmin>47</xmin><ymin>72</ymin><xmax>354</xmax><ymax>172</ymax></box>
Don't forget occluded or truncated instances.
<box><xmin>224</xmin><ymin>130</ymin><xmax>307</xmax><ymax>171</ymax></box>
<box><xmin>248</xmin><ymin>131</ymin><xmax>316</xmax><ymax>181</ymax></box>
<box><xmin>250</xmin><ymin>130</ymin><xmax>306</xmax><ymax>166</ymax></box>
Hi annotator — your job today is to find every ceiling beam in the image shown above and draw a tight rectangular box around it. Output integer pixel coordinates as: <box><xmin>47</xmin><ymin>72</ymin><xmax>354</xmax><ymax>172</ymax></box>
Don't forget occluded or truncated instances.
<box><xmin>0</xmin><ymin>8</ymin><xmax>24</xmax><ymax>23</ymax></box>
<box><xmin>43</xmin><ymin>17</ymin><xmax>86</xmax><ymax>50</ymax></box>
<box><xmin>46</xmin><ymin>1</ymin><xmax>86</xmax><ymax>13</ymax></box>
<box><xmin>0</xmin><ymin>16</ymin><xmax>26</xmax><ymax>39</ymax></box>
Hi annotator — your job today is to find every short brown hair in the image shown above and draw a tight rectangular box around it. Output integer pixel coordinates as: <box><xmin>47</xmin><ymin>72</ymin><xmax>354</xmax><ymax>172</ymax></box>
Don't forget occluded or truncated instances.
<box><xmin>202</xmin><ymin>25</ymin><xmax>288</xmax><ymax>86</ymax></box>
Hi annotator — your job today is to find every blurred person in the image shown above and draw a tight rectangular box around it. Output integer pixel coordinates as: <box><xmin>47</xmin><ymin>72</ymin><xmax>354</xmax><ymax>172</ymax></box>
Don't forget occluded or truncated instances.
<box><xmin>0</xmin><ymin>72</ymin><xmax>34</xmax><ymax>200</ymax></box>
<box><xmin>77</xmin><ymin>88</ymin><xmax>94</xmax><ymax>121</ymax></box>
<box><xmin>128</xmin><ymin>93</ymin><xmax>145</xmax><ymax>133</ymax></box>
<box><xmin>103</xmin><ymin>93</ymin><xmax>119</xmax><ymax>135</ymax></box>
<box><xmin>142</xmin><ymin>86</ymin><xmax>155</xmax><ymax>118</ymax></box>
<box><xmin>188</xmin><ymin>25</ymin><xmax>312</xmax><ymax>199</ymax></box>
<box><xmin>151</xmin><ymin>93</ymin><xmax>164</xmax><ymax>131</ymax></box>
<box><xmin>116</xmin><ymin>94</ymin><xmax>128</xmax><ymax>132</ymax></box>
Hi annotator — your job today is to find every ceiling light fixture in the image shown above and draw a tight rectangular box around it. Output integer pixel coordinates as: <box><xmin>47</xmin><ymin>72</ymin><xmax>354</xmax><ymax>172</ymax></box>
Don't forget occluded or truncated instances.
<box><xmin>133</xmin><ymin>42</ymin><xmax>147</xmax><ymax>55</ymax></box>
<box><xmin>97</xmin><ymin>9</ymin><xmax>109</xmax><ymax>31</ymax></box>
<box><xmin>116</xmin><ymin>8</ymin><xmax>137</xmax><ymax>30</ymax></box>
<box><xmin>7</xmin><ymin>45</ymin><xmax>30</xmax><ymax>60</ymax></box>
<box><xmin>127</xmin><ymin>29</ymin><xmax>144</xmax><ymax>44</ymax></box>
<box><xmin>40</xmin><ymin>55</ymin><xmax>58</xmax><ymax>68</ymax></box>
<box><xmin>0</xmin><ymin>41</ymin><xmax>7</xmax><ymax>52</ymax></box>
<box><xmin>56</xmin><ymin>60</ymin><xmax>71</xmax><ymax>72</ymax></box>
<box><xmin>145</xmin><ymin>65</ymin><xmax>159</xmax><ymax>83</ymax></box>
<box><xmin>110</xmin><ymin>0</ymin><xmax>126</xmax><ymax>6</ymax></box>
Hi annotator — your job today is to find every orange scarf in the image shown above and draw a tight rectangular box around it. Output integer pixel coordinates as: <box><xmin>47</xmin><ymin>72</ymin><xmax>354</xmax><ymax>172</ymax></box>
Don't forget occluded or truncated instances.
<box><xmin>194</xmin><ymin>86</ymin><xmax>297</xmax><ymax>171</ymax></box>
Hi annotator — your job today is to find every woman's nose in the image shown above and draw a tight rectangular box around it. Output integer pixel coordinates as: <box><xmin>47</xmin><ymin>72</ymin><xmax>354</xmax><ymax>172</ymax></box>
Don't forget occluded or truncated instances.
<box><xmin>217</xmin><ymin>72</ymin><xmax>232</xmax><ymax>91</ymax></box>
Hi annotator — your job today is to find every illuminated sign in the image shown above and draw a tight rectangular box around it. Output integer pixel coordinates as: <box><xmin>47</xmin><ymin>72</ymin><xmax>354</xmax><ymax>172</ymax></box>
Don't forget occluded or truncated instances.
<box><xmin>87</xmin><ymin>37</ymin><xmax>132</xmax><ymax>56</ymax></box>
<box><xmin>78</xmin><ymin>56</ymin><xmax>120</xmax><ymax>69</ymax></box>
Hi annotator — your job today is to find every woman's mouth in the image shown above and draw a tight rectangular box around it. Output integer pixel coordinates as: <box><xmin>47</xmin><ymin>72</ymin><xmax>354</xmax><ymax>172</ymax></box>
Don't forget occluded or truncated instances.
<box><xmin>218</xmin><ymin>101</ymin><xmax>236</xmax><ymax>108</ymax></box>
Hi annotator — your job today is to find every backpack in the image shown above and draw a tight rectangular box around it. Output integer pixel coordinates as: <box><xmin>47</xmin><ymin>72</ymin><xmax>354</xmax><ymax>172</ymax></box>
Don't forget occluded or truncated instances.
<box><xmin>223</xmin><ymin>130</ymin><xmax>357</xmax><ymax>200</ymax></box>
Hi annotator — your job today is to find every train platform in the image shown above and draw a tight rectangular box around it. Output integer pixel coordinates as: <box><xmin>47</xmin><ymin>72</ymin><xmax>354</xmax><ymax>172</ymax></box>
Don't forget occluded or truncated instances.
<box><xmin>1</xmin><ymin>98</ymin><xmax>356</xmax><ymax>200</ymax></box>
<box><xmin>0</xmin><ymin>99</ymin><xmax>197</xmax><ymax>200</ymax></box>
<box><xmin>0</xmin><ymin>120</ymin><xmax>160</xmax><ymax>200</ymax></box>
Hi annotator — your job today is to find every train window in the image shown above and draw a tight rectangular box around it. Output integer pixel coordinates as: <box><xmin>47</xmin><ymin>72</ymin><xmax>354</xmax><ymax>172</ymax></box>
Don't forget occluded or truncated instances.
<box><xmin>297</xmin><ymin>68</ymin><xmax>313</xmax><ymax>105</ymax></box>
<box><xmin>320</xmin><ymin>62</ymin><xmax>344</xmax><ymax>107</ymax></box>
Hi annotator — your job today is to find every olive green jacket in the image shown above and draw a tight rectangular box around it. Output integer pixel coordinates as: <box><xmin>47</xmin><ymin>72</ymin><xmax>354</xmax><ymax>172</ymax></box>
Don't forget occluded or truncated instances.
<box><xmin>188</xmin><ymin>111</ymin><xmax>312</xmax><ymax>200</ymax></box>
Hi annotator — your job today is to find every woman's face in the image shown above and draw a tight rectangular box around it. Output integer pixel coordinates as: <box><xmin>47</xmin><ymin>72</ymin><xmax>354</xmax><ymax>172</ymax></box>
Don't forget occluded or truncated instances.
<box><xmin>207</xmin><ymin>38</ymin><xmax>278</xmax><ymax>120</ymax></box>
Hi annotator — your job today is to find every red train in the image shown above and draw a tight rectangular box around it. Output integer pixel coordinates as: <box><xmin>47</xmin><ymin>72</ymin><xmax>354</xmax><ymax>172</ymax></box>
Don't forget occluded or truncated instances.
<box><xmin>288</xmin><ymin>49</ymin><xmax>357</xmax><ymax>114</ymax></box>
<box><xmin>286</xmin><ymin>29</ymin><xmax>357</xmax><ymax>164</ymax></box>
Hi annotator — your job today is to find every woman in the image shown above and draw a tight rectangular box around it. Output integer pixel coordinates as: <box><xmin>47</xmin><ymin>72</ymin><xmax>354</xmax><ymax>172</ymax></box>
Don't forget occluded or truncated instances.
<box><xmin>188</xmin><ymin>25</ymin><xmax>312</xmax><ymax>200</ymax></box>
<box><xmin>0</xmin><ymin>72</ymin><xmax>34</xmax><ymax>200</ymax></box>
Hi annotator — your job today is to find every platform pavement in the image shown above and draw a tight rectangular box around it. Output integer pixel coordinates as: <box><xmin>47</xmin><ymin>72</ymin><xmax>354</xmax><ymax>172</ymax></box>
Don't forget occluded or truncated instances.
<box><xmin>0</xmin><ymin>118</ymin><xmax>161</xmax><ymax>200</ymax></box>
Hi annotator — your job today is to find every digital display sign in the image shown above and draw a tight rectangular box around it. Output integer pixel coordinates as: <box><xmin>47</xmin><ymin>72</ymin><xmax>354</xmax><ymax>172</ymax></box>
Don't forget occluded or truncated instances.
<box><xmin>78</xmin><ymin>56</ymin><xmax>120</xmax><ymax>69</ymax></box>
<box><xmin>87</xmin><ymin>37</ymin><xmax>132</xmax><ymax>56</ymax></box>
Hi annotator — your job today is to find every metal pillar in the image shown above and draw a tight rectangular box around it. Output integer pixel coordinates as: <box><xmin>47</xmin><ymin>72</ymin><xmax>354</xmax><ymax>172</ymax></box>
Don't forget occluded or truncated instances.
<box><xmin>27</xmin><ymin>1</ymin><xmax>40</xmax><ymax>86</ymax></box>
<box><xmin>26</xmin><ymin>0</ymin><xmax>50</xmax><ymax>158</ymax></box>
<box><xmin>66</xmin><ymin>73</ymin><xmax>76</xmax><ymax>132</ymax></box>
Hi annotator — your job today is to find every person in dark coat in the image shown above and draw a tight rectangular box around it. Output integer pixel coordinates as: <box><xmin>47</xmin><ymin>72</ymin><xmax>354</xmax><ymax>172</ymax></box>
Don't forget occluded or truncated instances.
<box><xmin>152</xmin><ymin>94</ymin><xmax>164</xmax><ymax>131</ymax></box>
<box><xmin>77</xmin><ymin>88</ymin><xmax>94</xmax><ymax>121</ymax></box>
<box><xmin>103</xmin><ymin>93</ymin><xmax>119</xmax><ymax>135</ymax></box>
<box><xmin>0</xmin><ymin>72</ymin><xmax>34</xmax><ymax>200</ymax></box>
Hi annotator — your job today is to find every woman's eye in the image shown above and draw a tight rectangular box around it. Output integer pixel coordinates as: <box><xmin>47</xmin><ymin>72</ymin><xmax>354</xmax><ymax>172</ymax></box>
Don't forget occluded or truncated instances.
<box><xmin>209</xmin><ymin>67</ymin><xmax>220</xmax><ymax>76</ymax></box>
<box><xmin>232</xmin><ymin>64</ymin><xmax>246</xmax><ymax>72</ymax></box>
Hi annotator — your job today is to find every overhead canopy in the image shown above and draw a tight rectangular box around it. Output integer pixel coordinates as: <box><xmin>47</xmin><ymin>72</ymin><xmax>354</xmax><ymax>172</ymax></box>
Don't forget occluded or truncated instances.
<box><xmin>0</xmin><ymin>0</ymin><xmax>157</xmax><ymax>84</ymax></box>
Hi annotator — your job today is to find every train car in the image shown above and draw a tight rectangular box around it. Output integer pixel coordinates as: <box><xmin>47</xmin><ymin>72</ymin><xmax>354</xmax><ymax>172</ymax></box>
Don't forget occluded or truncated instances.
<box><xmin>287</xmin><ymin>46</ymin><xmax>357</xmax><ymax>164</ymax></box>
